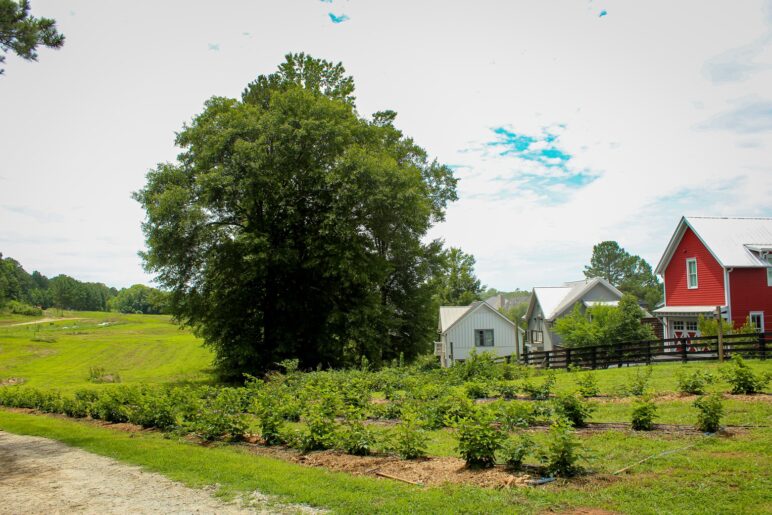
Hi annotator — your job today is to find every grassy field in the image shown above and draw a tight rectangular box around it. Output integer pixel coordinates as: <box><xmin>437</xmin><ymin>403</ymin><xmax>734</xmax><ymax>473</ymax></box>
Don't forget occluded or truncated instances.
<box><xmin>1</xmin><ymin>311</ymin><xmax>771</xmax><ymax>514</ymax></box>
<box><xmin>0</xmin><ymin>310</ymin><xmax>214</xmax><ymax>390</ymax></box>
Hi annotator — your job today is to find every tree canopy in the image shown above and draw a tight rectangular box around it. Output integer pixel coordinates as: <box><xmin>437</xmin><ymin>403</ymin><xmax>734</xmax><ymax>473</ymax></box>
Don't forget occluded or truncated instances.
<box><xmin>135</xmin><ymin>53</ymin><xmax>458</xmax><ymax>378</ymax></box>
<box><xmin>0</xmin><ymin>0</ymin><xmax>64</xmax><ymax>75</ymax></box>
<box><xmin>584</xmin><ymin>241</ymin><xmax>663</xmax><ymax>309</ymax></box>
<box><xmin>431</xmin><ymin>247</ymin><xmax>483</xmax><ymax>306</ymax></box>
<box><xmin>553</xmin><ymin>294</ymin><xmax>654</xmax><ymax>347</ymax></box>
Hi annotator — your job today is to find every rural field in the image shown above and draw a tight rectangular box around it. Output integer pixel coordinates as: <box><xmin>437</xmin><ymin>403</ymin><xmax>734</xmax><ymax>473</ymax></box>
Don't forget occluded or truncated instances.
<box><xmin>1</xmin><ymin>311</ymin><xmax>771</xmax><ymax>514</ymax></box>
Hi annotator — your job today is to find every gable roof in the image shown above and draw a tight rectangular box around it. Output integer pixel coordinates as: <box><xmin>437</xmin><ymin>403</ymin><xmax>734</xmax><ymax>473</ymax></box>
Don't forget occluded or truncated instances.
<box><xmin>439</xmin><ymin>301</ymin><xmax>522</xmax><ymax>334</ymax></box>
<box><xmin>655</xmin><ymin>216</ymin><xmax>772</xmax><ymax>274</ymax></box>
<box><xmin>527</xmin><ymin>277</ymin><xmax>623</xmax><ymax>322</ymax></box>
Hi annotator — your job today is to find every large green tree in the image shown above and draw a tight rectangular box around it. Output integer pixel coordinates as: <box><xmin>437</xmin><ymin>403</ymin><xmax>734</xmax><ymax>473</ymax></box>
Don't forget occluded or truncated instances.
<box><xmin>584</xmin><ymin>241</ymin><xmax>663</xmax><ymax>309</ymax></box>
<box><xmin>432</xmin><ymin>247</ymin><xmax>483</xmax><ymax>306</ymax></box>
<box><xmin>553</xmin><ymin>294</ymin><xmax>654</xmax><ymax>347</ymax></box>
<box><xmin>135</xmin><ymin>53</ymin><xmax>457</xmax><ymax>378</ymax></box>
<box><xmin>0</xmin><ymin>0</ymin><xmax>64</xmax><ymax>75</ymax></box>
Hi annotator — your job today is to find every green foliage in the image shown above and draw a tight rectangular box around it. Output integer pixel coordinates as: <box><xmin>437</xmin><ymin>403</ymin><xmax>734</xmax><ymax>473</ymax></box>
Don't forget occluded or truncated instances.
<box><xmin>431</xmin><ymin>247</ymin><xmax>483</xmax><ymax>305</ymax></box>
<box><xmin>576</xmin><ymin>372</ymin><xmax>600</xmax><ymax>397</ymax></box>
<box><xmin>697</xmin><ymin>315</ymin><xmax>733</xmax><ymax>338</ymax></box>
<box><xmin>463</xmin><ymin>381</ymin><xmax>489</xmax><ymax>399</ymax></box>
<box><xmin>499</xmin><ymin>432</ymin><xmax>534</xmax><ymax>471</ymax></box>
<box><xmin>134</xmin><ymin>53</ymin><xmax>457</xmax><ymax>378</ymax></box>
<box><xmin>540</xmin><ymin>418</ymin><xmax>585</xmax><ymax>477</ymax></box>
<box><xmin>631</xmin><ymin>397</ymin><xmax>657</xmax><ymax>431</ymax></box>
<box><xmin>422</xmin><ymin>387</ymin><xmax>474</xmax><ymax>429</ymax></box>
<box><xmin>583</xmin><ymin>241</ymin><xmax>663</xmax><ymax>309</ymax></box>
<box><xmin>455</xmin><ymin>408</ymin><xmax>504</xmax><ymax>468</ymax></box>
<box><xmin>296</xmin><ymin>394</ymin><xmax>340</xmax><ymax>452</ymax></box>
<box><xmin>722</xmin><ymin>354</ymin><xmax>769</xmax><ymax>394</ymax></box>
<box><xmin>553</xmin><ymin>295</ymin><xmax>654</xmax><ymax>348</ymax></box>
<box><xmin>494</xmin><ymin>400</ymin><xmax>536</xmax><ymax>430</ymax></box>
<box><xmin>336</xmin><ymin>408</ymin><xmax>376</xmax><ymax>456</ymax></box>
<box><xmin>87</xmin><ymin>366</ymin><xmax>121</xmax><ymax>384</ymax></box>
<box><xmin>623</xmin><ymin>366</ymin><xmax>653</xmax><ymax>396</ymax></box>
<box><xmin>108</xmin><ymin>284</ymin><xmax>169</xmax><ymax>314</ymax></box>
<box><xmin>494</xmin><ymin>380</ymin><xmax>519</xmax><ymax>399</ymax></box>
<box><xmin>4</xmin><ymin>300</ymin><xmax>42</xmax><ymax>316</ymax></box>
<box><xmin>252</xmin><ymin>388</ymin><xmax>285</xmax><ymax>445</ymax></box>
<box><xmin>191</xmin><ymin>388</ymin><xmax>249</xmax><ymax>441</ymax></box>
<box><xmin>552</xmin><ymin>393</ymin><xmax>595</xmax><ymax>428</ymax></box>
<box><xmin>0</xmin><ymin>0</ymin><xmax>64</xmax><ymax>74</ymax></box>
<box><xmin>676</xmin><ymin>368</ymin><xmax>715</xmax><ymax>395</ymax></box>
<box><xmin>454</xmin><ymin>350</ymin><xmax>501</xmax><ymax>381</ymax></box>
<box><xmin>388</xmin><ymin>410</ymin><xmax>428</xmax><ymax>459</ymax></box>
<box><xmin>522</xmin><ymin>372</ymin><xmax>556</xmax><ymax>400</ymax></box>
<box><xmin>694</xmin><ymin>393</ymin><xmax>724</xmax><ymax>433</ymax></box>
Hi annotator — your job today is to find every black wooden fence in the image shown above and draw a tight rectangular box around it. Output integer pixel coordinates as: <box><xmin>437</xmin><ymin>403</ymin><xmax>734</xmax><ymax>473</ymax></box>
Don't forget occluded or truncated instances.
<box><xmin>519</xmin><ymin>332</ymin><xmax>768</xmax><ymax>369</ymax></box>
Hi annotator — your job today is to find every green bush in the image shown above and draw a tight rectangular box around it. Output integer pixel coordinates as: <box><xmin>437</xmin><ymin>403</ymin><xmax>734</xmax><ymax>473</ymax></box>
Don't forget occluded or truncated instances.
<box><xmin>694</xmin><ymin>393</ymin><xmax>724</xmax><ymax>433</ymax></box>
<box><xmin>499</xmin><ymin>432</ymin><xmax>534</xmax><ymax>471</ymax></box>
<box><xmin>540</xmin><ymin>418</ymin><xmax>584</xmax><ymax>477</ymax></box>
<box><xmin>522</xmin><ymin>372</ymin><xmax>556</xmax><ymax>400</ymax></box>
<box><xmin>5</xmin><ymin>300</ymin><xmax>43</xmax><ymax>316</ymax></box>
<box><xmin>552</xmin><ymin>393</ymin><xmax>595</xmax><ymax>428</ymax></box>
<box><xmin>722</xmin><ymin>355</ymin><xmax>769</xmax><ymax>394</ymax></box>
<box><xmin>495</xmin><ymin>380</ymin><xmax>519</xmax><ymax>399</ymax></box>
<box><xmin>576</xmin><ymin>372</ymin><xmax>600</xmax><ymax>397</ymax></box>
<box><xmin>631</xmin><ymin>397</ymin><xmax>657</xmax><ymax>431</ymax></box>
<box><xmin>191</xmin><ymin>387</ymin><xmax>249</xmax><ymax>441</ymax></box>
<box><xmin>455</xmin><ymin>408</ymin><xmax>504</xmax><ymax>468</ymax></box>
<box><xmin>676</xmin><ymin>369</ymin><xmax>715</xmax><ymax>395</ymax></box>
<box><xmin>296</xmin><ymin>400</ymin><xmax>338</xmax><ymax>452</ymax></box>
<box><xmin>495</xmin><ymin>400</ymin><xmax>536</xmax><ymax>430</ymax></box>
<box><xmin>463</xmin><ymin>381</ymin><xmax>489</xmax><ymax>399</ymax></box>
<box><xmin>623</xmin><ymin>367</ymin><xmax>652</xmax><ymax>396</ymax></box>
<box><xmin>252</xmin><ymin>389</ymin><xmax>285</xmax><ymax>446</ymax></box>
<box><xmin>388</xmin><ymin>410</ymin><xmax>428</xmax><ymax>459</ymax></box>
<box><xmin>337</xmin><ymin>409</ymin><xmax>376</xmax><ymax>456</ymax></box>
<box><xmin>422</xmin><ymin>388</ymin><xmax>474</xmax><ymax>429</ymax></box>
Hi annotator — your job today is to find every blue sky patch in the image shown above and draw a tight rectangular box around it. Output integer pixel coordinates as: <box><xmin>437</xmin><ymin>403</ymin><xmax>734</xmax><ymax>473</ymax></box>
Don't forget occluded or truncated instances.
<box><xmin>599</xmin><ymin>10</ymin><xmax>608</xmax><ymax>17</ymax></box>
<box><xmin>329</xmin><ymin>13</ymin><xmax>350</xmax><ymax>24</ymax></box>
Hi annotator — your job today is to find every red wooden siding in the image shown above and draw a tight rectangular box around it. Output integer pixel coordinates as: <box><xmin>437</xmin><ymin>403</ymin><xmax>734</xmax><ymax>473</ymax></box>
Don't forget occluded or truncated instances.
<box><xmin>664</xmin><ymin>227</ymin><xmax>725</xmax><ymax>306</ymax></box>
<box><xmin>729</xmin><ymin>268</ymin><xmax>772</xmax><ymax>329</ymax></box>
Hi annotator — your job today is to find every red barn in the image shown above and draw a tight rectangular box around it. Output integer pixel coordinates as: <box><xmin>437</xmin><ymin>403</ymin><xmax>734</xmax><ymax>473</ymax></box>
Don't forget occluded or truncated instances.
<box><xmin>654</xmin><ymin>216</ymin><xmax>772</xmax><ymax>339</ymax></box>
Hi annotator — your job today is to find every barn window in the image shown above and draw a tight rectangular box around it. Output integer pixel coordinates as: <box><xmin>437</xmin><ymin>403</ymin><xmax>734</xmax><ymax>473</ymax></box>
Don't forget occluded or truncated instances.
<box><xmin>686</xmin><ymin>258</ymin><xmax>698</xmax><ymax>289</ymax></box>
<box><xmin>686</xmin><ymin>321</ymin><xmax>698</xmax><ymax>332</ymax></box>
<box><xmin>475</xmin><ymin>329</ymin><xmax>494</xmax><ymax>347</ymax></box>
<box><xmin>673</xmin><ymin>320</ymin><xmax>684</xmax><ymax>331</ymax></box>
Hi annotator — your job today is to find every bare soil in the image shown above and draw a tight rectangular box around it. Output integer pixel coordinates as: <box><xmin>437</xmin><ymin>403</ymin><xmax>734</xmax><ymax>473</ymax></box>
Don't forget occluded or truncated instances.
<box><xmin>0</xmin><ymin>431</ymin><xmax>319</xmax><ymax>514</ymax></box>
<box><xmin>6</xmin><ymin>317</ymin><xmax>85</xmax><ymax>327</ymax></box>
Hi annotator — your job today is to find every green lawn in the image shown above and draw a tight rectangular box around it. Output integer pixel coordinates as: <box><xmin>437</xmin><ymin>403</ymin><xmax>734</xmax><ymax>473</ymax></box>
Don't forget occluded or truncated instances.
<box><xmin>0</xmin><ymin>311</ymin><xmax>215</xmax><ymax>391</ymax></box>
<box><xmin>1</xmin><ymin>312</ymin><xmax>771</xmax><ymax>513</ymax></box>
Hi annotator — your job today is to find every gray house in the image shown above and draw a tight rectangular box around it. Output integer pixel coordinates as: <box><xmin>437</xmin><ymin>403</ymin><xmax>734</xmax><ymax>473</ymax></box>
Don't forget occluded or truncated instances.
<box><xmin>524</xmin><ymin>278</ymin><xmax>623</xmax><ymax>351</ymax></box>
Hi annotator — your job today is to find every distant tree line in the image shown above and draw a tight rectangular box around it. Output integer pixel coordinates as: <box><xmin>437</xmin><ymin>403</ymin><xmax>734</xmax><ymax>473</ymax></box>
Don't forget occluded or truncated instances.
<box><xmin>0</xmin><ymin>252</ymin><xmax>168</xmax><ymax>314</ymax></box>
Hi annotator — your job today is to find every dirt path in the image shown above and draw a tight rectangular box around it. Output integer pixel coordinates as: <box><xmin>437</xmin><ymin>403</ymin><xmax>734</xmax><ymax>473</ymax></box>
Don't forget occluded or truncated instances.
<box><xmin>5</xmin><ymin>317</ymin><xmax>84</xmax><ymax>327</ymax></box>
<box><xmin>0</xmin><ymin>431</ymin><xmax>318</xmax><ymax>514</ymax></box>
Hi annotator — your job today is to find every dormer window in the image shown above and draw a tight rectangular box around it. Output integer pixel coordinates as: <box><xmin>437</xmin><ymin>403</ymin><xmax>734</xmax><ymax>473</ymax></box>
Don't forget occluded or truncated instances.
<box><xmin>686</xmin><ymin>258</ymin><xmax>698</xmax><ymax>289</ymax></box>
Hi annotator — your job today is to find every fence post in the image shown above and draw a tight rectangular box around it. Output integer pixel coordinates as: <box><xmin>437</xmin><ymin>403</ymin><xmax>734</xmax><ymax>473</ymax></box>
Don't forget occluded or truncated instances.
<box><xmin>591</xmin><ymin>346</ymin><xmax>597</xmax><ymax>370</ymax></box>
<box><xmin>716</xmin><ymin>306</ymin><xmax>724</xmax><ymax>362</ymax></box>
<box><xmin>681</xmin><ymin>338</ymin><xmax>688</xmax><ymax>363</ymax></box>
<box><xmin>566</xmin><ymin>348</ymin><xmax>572</xmax><ymax>369</ymax></box>
<box><xmin>616</xmin><ymin>344</ymin><xmax>623</xmax><ymax>368</ymax></box>
<box><xmin>545</xmin><ymin>351</ymin><xmax>551</xmax><ymax>369</ymax></box>
<box><xmin>523</xmin><ymin>347</ymin><xmax>529</xmax><ymax>366</ymax></box>
<box><xmin>646</xmin><ymin>340</ymin><xmax>652</xmax><ymax>365</ymax></box>
<box><xmin>760</xmin><ymin>332</ymin><xmax>767</xmax><ymax>361</ymax></box>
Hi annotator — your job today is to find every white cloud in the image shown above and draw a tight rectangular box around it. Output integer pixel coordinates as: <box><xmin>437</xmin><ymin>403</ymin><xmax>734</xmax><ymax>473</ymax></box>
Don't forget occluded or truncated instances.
<box><xmin>0</xmin><ymin>0</ymin><xmax>770</xmax><ymax>290</ymax></box>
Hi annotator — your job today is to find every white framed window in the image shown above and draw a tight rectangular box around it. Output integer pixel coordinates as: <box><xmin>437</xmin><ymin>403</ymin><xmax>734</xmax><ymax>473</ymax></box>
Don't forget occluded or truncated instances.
<box><xmin>766</xmin><ymin>255</ymin><xmax>772</xmax><ymax>287</ymax></box>
<box><xmin>530</xmin><ymin>330</ymin><xmax>543</xmax><ymax>344</ymax></box>
<box><xmin>750</xmin><ymin>312</ymin><xmax>764</xmax><ymax>333</ymax></box>
<box><xmin>475</xmin><ymin>329</ymin><xmax>494</xmax><ymax>347</ymax></box>
<box><xmin>686</xmin><ymin>258</ymin><xmax>698</xmax><ymax>289</ymax></box>
<box><xmin>686</xmin><ymin>321</ymin><xmax>698</xmax><ymax>332</ymax></box>
<box><xmin>673</xmin><ymin>320</ymin><xmax>685</xmax><ymax>331</ymax></box>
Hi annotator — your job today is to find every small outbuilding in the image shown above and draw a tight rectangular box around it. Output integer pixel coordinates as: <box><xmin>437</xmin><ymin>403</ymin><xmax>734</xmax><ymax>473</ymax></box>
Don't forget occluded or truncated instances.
<box><xmin>436</xmin><ymin>301</ymin><xmax>524</xmax><ymax>367</ymax></box>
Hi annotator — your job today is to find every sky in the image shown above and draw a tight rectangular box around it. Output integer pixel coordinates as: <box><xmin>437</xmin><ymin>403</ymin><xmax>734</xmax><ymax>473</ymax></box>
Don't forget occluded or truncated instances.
<box><xmin>1</xmin><ymin>0</ymin><xmax>771</xmax><ymax>291</ymax></box>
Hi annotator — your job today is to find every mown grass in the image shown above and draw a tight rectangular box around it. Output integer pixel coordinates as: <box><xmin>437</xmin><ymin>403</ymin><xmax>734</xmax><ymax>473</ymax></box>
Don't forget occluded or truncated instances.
<box><xmin>0</xmin><ymin>311</ymin><xmax>215</xmax><ymax>390</ymax></box>
<box><xmin>1</xmin><ymin>409</ymin><xmax>769</xmax><ymax>514</ymax></box>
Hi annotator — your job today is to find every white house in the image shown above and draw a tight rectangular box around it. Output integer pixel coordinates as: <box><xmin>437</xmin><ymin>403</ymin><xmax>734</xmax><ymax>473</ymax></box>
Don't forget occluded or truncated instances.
<box><xmin>437</xmin><ymin>301</ymin><xmax>524</xmax><ymax>367</ymax></box>
<box><xmin>525</xmin><ymin>277</ymin><xmax>623</xmax><ymax>352</ymax></box>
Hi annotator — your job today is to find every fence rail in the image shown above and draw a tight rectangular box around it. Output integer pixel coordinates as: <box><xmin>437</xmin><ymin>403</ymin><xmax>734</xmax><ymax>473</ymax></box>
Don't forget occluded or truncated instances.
<box><xmin>519</xmin><ymin>332</ymin><xmax>768</xmax><ymax>369</ymax></box>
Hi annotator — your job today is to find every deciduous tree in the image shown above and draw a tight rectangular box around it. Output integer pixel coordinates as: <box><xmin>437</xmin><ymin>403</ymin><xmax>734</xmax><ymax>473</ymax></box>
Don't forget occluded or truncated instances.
<box><xmin>135</xmin><ymin>53</ymin><xmax>457</xmax><ymax>378</ymax></box>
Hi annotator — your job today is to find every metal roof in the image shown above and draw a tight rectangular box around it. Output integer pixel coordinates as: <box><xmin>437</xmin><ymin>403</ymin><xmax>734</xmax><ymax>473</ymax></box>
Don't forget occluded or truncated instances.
<box><xmin>438</xmin><ymin>305</ymin><xmax>472</xmax><ymax>332</ymax></box>
<box><xmin>656</xmin><ymin>216</ymin><xmax>772</xmax><ymax>274</ymax></box>
<box><xmin>530</xmin><ymin>277</ymin><xmax>623</xmax><ymax>321</ymax></box>
<box><xmin>653</xmin><ymin>305</ymin><xmax>722</xmax><ymax>315</ymax></box>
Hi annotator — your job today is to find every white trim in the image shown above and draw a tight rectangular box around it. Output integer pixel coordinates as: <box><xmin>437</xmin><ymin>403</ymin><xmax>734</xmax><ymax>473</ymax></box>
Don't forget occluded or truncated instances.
<box><xmin>686</xmin><ymin>258</ymin><xmax>698</xmax><ymax>289</ymax></box>
<box><xmin>750</xmin><ymin>311</ymin><xmax>764</xmax><ymax>333</ymax></box>
<box><xmin>442</xmin><ymin>301</ymin><xmax>518</xmax><ymax>335</ymax></box>
<box><xmin>724</xmin><ymin>268</ymin><xmax>732</xmax><ymax>323</ymax></box>
<box><xmin>655</xmin><ymin>217</ymin><xmax>727</xmax><ymax>275</ymax></box>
